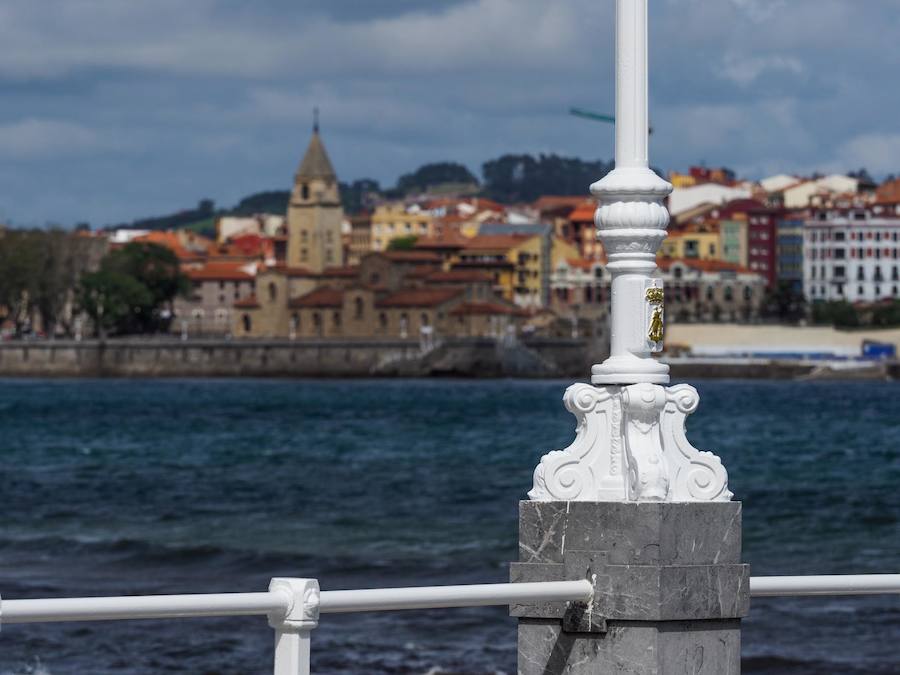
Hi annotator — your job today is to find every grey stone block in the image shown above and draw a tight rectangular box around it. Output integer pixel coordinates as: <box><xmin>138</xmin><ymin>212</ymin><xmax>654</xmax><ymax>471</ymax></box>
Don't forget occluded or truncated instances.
<box><xmin>518</xmin><ymin>618</ymin><xmax>741</xmax><ymax>675</ymax></box>
<box><xmin>519</xmin><ymin>501</ymin><xmax>742</xmax><ymax>566</ymax></box>
<box><xmin>515</xmin><ymin>501</ymin><xmax>745</xmax><ymax>672</ymax></box>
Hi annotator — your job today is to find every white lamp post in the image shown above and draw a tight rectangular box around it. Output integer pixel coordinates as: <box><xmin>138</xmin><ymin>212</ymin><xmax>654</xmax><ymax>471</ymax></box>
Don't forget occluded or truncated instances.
<box><xmin>529</xmin><ymin>0</ymin><xmax>730</xmax><ymax>503</ymax></box>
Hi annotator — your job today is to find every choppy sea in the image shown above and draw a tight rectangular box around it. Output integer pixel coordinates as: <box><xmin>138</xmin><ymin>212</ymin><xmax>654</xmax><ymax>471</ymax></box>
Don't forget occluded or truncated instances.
<box><xmin>0</xmin><ymin>378</ymin><xmax>897</xmax><ymax>674</ymax></box>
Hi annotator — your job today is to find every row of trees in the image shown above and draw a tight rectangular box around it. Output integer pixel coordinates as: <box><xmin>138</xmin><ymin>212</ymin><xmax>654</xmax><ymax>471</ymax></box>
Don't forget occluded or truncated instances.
<box><xmin>0</xmin><ymin>230</ymin><xmax>103</xmax><ymax>337</ymax></box>
<box><xmin>0</xmin><ymin>232</ymin><xmax>187</xmax><ymax>338</ymax></box>
<box><xmin>811</xmin><ymin>300</ymin><xmax>900</xmax><ymax>328</ymax></box>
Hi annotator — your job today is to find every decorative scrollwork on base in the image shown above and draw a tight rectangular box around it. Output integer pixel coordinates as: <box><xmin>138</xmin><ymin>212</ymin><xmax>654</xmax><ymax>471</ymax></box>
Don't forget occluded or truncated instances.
<box><xmin>662</xmin><ymin>384</ymin><xmax>732</xmax><ymax>502</ymax></box>
<box><xmin>528</xmin><ymin>382</ymin><xmax>732</xmax><ymax>503</ymax></box>
<box><xmin>529</xmin><ymin>384</ymin><xmax>622</xmax><ymax>502</ymax></box>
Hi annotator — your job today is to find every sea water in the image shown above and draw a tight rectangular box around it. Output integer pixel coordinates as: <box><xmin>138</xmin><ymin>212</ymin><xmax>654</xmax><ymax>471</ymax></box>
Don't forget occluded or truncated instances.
<box><xmin>0</xmin><ymin>378</ymin><xmax>897</xmax><ymax>674</ymax></box>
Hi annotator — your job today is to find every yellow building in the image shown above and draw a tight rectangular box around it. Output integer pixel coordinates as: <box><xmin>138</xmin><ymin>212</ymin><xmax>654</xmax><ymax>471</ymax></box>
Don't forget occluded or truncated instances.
<box><xmin>370</xmin><ymin>203</ymin><xmax>434</xmax><ymax>251</ymax></box>
<box><xmin>668</xmin><ymin>171</ymin><xmax>698</xmax><ymax>189</ymax></box>
<box><xmin>660</xmin><ymin>230</ymin><xmax>720</xmax><ymax>261</ymax></box>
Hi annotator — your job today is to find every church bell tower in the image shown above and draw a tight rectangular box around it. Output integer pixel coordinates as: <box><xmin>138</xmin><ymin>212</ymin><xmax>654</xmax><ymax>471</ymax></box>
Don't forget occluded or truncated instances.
<box><xmin>286</xmin><ymin>112</ymin><xmax>343</xmax><ymax>273</ymax></box>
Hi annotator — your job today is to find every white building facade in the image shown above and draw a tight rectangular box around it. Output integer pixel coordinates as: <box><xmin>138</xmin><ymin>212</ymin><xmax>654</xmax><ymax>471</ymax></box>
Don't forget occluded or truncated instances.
<box><xmin>804</xmin><ymin>209</ymin><xmax>900</xmax><ymax>303</ymax></box>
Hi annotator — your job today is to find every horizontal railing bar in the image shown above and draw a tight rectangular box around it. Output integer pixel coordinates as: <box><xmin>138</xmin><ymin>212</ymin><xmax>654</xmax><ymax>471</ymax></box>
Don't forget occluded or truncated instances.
<box><xmin>318</xmin><ymin>580</ymin><xmax>594</xmax><ymax>614</ymax></box>
<box><xmin>4</xmin><ymin>574</ymin><xmax>899</xmax><ymax>625</ymax></box>
<box><xmin>1</xmin><ymin>592</ymin><xmax>288</xmax><ymax>624</ymax></box>
<box><xmin>750</xmin><ymin>574</ymin><xmax>900</xmax><ymax>597</ymax></box>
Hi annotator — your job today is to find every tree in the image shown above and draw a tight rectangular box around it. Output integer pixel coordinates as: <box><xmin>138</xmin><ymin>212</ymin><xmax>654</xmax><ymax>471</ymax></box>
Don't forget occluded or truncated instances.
<box><xmin>811</xmin><ymin>301</ymin><xmax>860</xmax><ymax>328</ymax></box>
<box><xmin>0</xmin><ymin>231</ymin><xmax>43</xmax><ymax>335</ymax></box>
<box><xmin>387</xmin><ymin>235</ymin><xmax>419</xmax><ymax>251</ymax></box>
<box><xmin>340</xmin><ymin>179</ymin><xmax>381</xmax><ymax>214</ymax></box>
<box><xmin>481</xmin><ymin>154</ymin><xmax>613</xmax><ymax>203</ymax></box>
<box><xmin>77</xmin><ymin>242</ymin><xmax>188</xmax><ymax>336</ymax></box>
<box><xmin>77</xmin><ymin>269</ymin><xmax>155</xmax><ymax>337</ymax></box>
<box><xmin>396</xmin><ymin>162</ymin><xmax>478</xmax><ymax>195</ymax></box>
<box><xmin>871</xmin><ymin>301</ymin><xmax>900</xmax><ymax>327</ymax></box>
<box><xmin>762</xmin><ymin>281</ymin><xmax>806</xmax><ymax>322</ymax></box>
<box><xmin>231</xmin><ymin>191</ymin><xmax>290</xmax><ymax>216</ymax></box>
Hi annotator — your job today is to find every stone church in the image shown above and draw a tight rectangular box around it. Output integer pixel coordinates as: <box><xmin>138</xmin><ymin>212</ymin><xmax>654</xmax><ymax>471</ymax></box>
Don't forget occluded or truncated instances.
<box><xmin>233</xmin><ymin>124</ymin><xmax>526</xmax><ymax>340</ymax></box>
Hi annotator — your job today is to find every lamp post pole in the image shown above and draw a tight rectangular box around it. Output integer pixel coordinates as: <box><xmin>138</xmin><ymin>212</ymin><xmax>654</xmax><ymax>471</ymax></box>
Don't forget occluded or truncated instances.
<box><xmin>514</xmin><ymin>3</ymin><xmax>748</xmax><ymax>672</ymax></box>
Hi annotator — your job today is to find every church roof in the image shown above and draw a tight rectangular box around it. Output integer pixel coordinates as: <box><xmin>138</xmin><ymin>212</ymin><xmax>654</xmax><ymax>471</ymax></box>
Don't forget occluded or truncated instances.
<box><xmin>296</xmin><ymin>130</ymin><xmax>336</xmax><ymax>180</ymax></box>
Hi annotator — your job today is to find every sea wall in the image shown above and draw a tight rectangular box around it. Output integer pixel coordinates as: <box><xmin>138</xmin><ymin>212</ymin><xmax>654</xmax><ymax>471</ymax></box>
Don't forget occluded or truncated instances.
<box><xmin>0</xmin><ymin>338</ymin><xmax>599</xmax><ymax>379</ymax></box>
<box><xmin>0</xmin><ymin>339</ymin><xmax>894</xmax><ymax>379</ymax></box>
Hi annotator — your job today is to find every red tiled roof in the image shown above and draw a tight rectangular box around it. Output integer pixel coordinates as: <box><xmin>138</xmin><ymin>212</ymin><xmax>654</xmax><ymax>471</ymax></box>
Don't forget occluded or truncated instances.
<box><xmin>565</xmin><ymin>258</ymin><xmax>595</xmax><ymax>271</ymax></box>
<box><xmin>185</xmin><ymin>262</ymin><xmax>254</xmax><ymax>281</ymax></box>
<box><xmin>321</xmin><ymin>265</ymin><xmax>358</xmax><ymax>278</ymax></box>
<box><xmin>376</xmin><ymin>287</ymin><xmax>463</xmax><ymax>308</ymax></box>
<box><xmin>381</xmin><ymin>251</ymin><xmax>444</xmax><ymax>263</ymax></box>
<box><xmin>415</xmin><ymin>234</ymin><xmax>470</xmax><ymax>250</ymax></box>
<box><xmin>288</xmin><ymin>287</ymin><xmax>344</xmax><ymax>308</ymax></box>
<box><xmin>233</xmin><ymin>295</ymin><xmax>260</xmax><ymax>308</ymax></box>
<box><xmin>533</xmin><ymin>196</ymin><xmax>590</xmax><ymax>213</ymax></box>
<box><xmin>452</xmin><ymin>259</ymin><xmax>515</xmax><ymax>270</ymax></box>
<box><xmin>657</xmin><ymin>257</ymin><xmax>752</xmax><ymax>274</ymax></box>
<box><xmin>425</xmin><ymin>269</ymin><xmax>493</xmax><ymax>283</ymax></box>
<box><xmin>264</xmin><ymin>264</ymin><xmax>315</xmax><ymax>278</ymax></box>
<box><xmin>405</xmin><ymin>267</ymin><xmax>436</xmax><ymax>279</ymax></box>
<box><xmin>463</xmin><ymin>234</ymin><xmax>533</xmax><ymax>251</ymax></box>
<box><xmin>449</xmin><ymin>302</ymin><xmax>527</xmax><ymax>317</ymax></box>
<box><xmin>568</xmin><ymin>204</ymin><xmax>597</xmax><ymax>222</ymax></box>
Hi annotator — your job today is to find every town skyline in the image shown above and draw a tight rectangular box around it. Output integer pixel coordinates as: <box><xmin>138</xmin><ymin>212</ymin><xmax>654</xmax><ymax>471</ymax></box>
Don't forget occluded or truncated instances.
<box><xmin>1</xmin><ymin>0</ymin><xmax>898</xmax><ymax>226</ymax></box>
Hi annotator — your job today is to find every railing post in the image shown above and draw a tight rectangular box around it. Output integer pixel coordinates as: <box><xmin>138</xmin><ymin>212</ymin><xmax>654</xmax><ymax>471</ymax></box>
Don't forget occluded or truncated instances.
<box><xmin>269</xmin><ymin>578</ymin><xmax>319</xmax><ymax>675</ymax></box>
<box><xmin>514</xmin><ymin>1</ymin><xmax>748</xmax><ymax>673</ymax></box>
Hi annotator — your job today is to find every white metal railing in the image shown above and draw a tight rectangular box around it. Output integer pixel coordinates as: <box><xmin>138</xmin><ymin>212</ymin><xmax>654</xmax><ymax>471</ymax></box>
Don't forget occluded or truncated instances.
<box><xmin>1</xmin><ymin>575</ymin><xmax>898</xmax><ymax>674</ymax></box>
<box><xmin>749</xmin><ymin>574</ymin><xmax>900</xmax><ymax>597</ymax></box>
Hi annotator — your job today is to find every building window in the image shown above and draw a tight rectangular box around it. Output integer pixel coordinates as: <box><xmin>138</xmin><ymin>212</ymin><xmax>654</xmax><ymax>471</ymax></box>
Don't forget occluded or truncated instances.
<box><xmin>301</xmin><ymin>230</ymin><xmax>308</xmax><ymax>242</ymax></box>
<box><xmin>743</xmin><ymin>286</ymin><xmax>752</xmax><ymax>301</ymax></box>
<box><xmin>857</xmin><ymin>267</ymin><xmax>865</xmax><ymax>281</ymax></box>
<box><xmin>379</xmin><ymin>312</ymin><xmax>387</xmax><ymax>329</ymax></box>
<box><xmin>215</xmin><ymin>309</ymin><xmax>228</xmax><ymax>323</ymax></box>
<box><xmin>268</xmin><ymin>282</ymin><xmax>277</xmax><ymax>301</ymax></box>
<box><xmin>858</xmin><ymin>285</ymin><xmax>864</xmax><ymax>295</ymax></box>
<box><xmin>300</xmin><ymin>248</ymin><xmax>308</xmax><ymax>262</ymax></box>
<box><xmin>333</xmin><ymin>311</ymin><xmax>341</xmax><ymax>327</ymax></box>
<box><xmin>724</xmin><ymin>286</ymin><xmax>733</xmax><ymax>302</ymax></box>
<box><xmin>355</xmin><ymin>297</ymin><xmax>364</xmax><ymax>319</ymax></box>
<box><xmin>192</xmin><ymin>309</ymin><xmax>204</xmax><ymax>319</ymax></box>
<box><xmin>242</xmin><ymin>314</ymin><xmax>252</xmax><ymax>332</ymax></box>
<box><xmin>421</xmin><ymin>313</ymin><xmax>429</xmax><ymax>326</ymax></box>
<box><xmin>301</xmin><ymin>184</ymin><xmax>309</xmax><ymax>200</ymax></box>
<box><xmin>706</xmin><ymin>286</ymin><xmax>714</xmax><ymax>301</ymax></box>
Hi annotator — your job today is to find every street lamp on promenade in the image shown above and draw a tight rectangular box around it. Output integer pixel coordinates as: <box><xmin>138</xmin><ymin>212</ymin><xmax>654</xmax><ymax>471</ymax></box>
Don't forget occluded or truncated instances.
<box><xmin>529</xmin><ymin>0</ymin><xmax>730</xmax><ymax>504</ymax></box>
<box><xmin>514</xmin><ymin>3</ymin><xmax>748</xmax><ymax>672</ymax></box>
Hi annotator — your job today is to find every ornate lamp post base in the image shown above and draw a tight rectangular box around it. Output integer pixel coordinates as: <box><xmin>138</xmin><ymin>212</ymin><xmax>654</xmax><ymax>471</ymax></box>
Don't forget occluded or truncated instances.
<box><xmin>529</xmin><ymin>382</ymin><xmax>731</xmax><ymax>503</ymax></box>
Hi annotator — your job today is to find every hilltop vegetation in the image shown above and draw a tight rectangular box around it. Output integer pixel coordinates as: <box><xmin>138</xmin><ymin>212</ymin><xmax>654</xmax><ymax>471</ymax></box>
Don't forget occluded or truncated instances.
<box><xmin>103</xmin><ymin>152</ymin><xmax>614</xmax><ymax>234</ymax></box>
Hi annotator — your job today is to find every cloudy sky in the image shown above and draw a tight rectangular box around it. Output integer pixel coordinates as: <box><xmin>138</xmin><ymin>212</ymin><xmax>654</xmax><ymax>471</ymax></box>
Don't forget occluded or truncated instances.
<box><xmin>1</xmin><ymin>0</ymin><xmax>898</xmax><ymax>226</ymax></box>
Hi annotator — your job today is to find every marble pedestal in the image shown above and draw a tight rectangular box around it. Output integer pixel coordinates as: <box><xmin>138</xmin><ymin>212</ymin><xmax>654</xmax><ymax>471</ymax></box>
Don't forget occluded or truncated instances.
<box><xmin>511</xmin><ymin>501</ymin><xmax>749</xmax><ymax>675</ymax></box>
